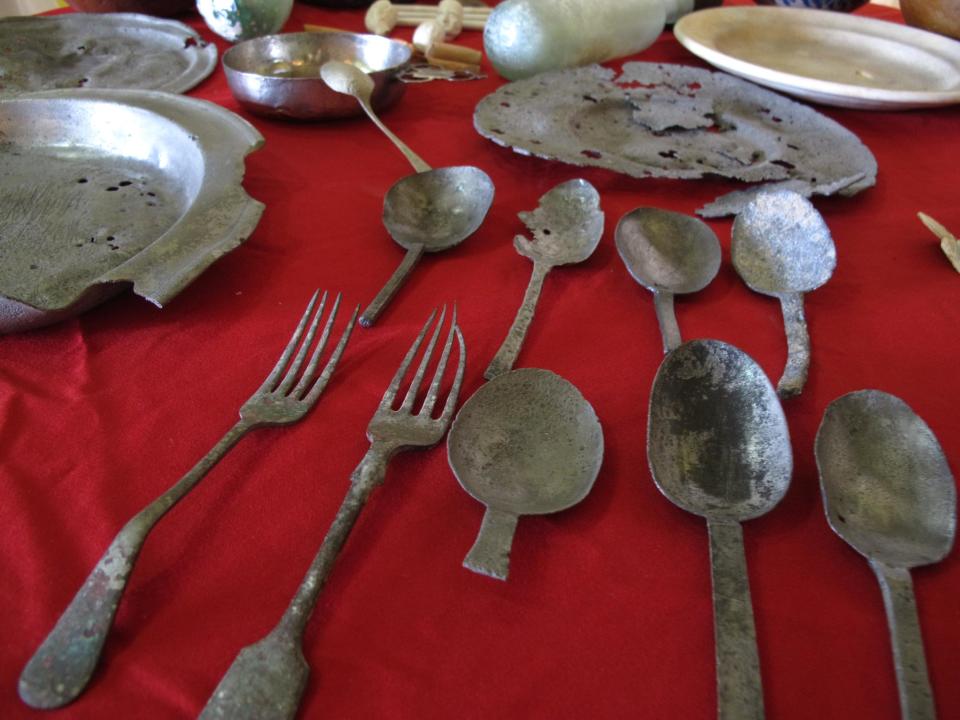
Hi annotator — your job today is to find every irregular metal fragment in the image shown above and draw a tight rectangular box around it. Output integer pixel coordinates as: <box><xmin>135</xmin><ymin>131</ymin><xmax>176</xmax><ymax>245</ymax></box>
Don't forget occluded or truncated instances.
<box><xmin>474</xmin><ymin>62</ymin><xmax>877</xmax><ymax>217</ymax></box>
<box><xmin>0</xmin><ymin>14</ymin><xmax>216</xmax><ymax>96</ymax></box>
<box><xmin>0</xmin><ymin>89</ymin><xmax>264</xmax><ymax>332</ymax></box>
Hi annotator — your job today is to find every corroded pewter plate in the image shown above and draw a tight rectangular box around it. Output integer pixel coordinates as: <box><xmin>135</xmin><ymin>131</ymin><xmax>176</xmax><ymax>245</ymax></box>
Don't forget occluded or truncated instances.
<box><xmin>0</xmin><ymin>89</ymin><xmax>265</xmax><ymax>332</ymax></box>
<box><xmin>0</xmin><ymin>13</ymin><xmax>217</xmax><ymax>95</ymax></box>
<box><xmin>474</xmin><ymin>62</ymin><xmax>877</xmax><ymax>217</ymax></box>
<box><xmin>675</xmin><ymin>7</ymin><xmax>960</xmax><ymax>110</ymax></box>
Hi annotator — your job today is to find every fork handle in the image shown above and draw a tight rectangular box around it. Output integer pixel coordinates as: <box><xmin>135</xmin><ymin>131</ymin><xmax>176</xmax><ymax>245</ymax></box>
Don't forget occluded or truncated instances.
<box><xmin>19</xmin><ymin>420</ymin><xmax>251</xmax><ymax>710</ymax></box>
<box><xmin>484</xmin><ymin>261</ymin><xmax>550</xmax><ymax>380</ymax></box>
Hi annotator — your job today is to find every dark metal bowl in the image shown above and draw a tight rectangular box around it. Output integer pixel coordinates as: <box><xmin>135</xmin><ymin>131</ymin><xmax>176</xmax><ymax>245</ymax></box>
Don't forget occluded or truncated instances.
<box><xmin>223</xmin><ymin>31</ymin><xmax>412</xmax><ymax>120</ymax></box>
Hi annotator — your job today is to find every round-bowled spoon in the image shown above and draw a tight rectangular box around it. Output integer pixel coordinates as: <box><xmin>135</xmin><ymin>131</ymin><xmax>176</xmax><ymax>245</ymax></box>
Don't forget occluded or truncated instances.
<box><xmin>448</xmin><ymin>368</ymin><xmax>603</xmax><ymax>580</ymax></box>
<box><xmin>321</xmin><ymin>60</ymin><xmax>495</xmax><ymax>326</ymax></box>
<box><xmin>731</xmin><ymin>190</ymin><xmax>836</xmax><ymax>399</ymax></box>
<box><xmin>648</xmin><ymin>339</ymin><xmax>792</xmax><ymax>720</ymax></box>
<box><xmin>484</xmin><ymin>179</ymin><xmax>603</xmax><ymax>379</ymax></box>
<box><xmin>615</xmin><ymin>207</ymin><xmax>721</xmax><ymax>353</ymax></box>
<box><xmin>815</xmin><ymin>390</ymin><xmax>956</xmax><ymax>720</ymax></box>
<box><xmin>321</xmin><ymin>59</ymin><xmax>430</xmax><ymax>173</ymax></box>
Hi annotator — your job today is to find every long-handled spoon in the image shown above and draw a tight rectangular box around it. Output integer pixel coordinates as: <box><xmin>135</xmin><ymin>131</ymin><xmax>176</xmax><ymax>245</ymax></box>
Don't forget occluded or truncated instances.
<box><xmin>731</xmin><ymin>190</ymin><xmax>835</xmax><ymax>398</ymax></box>
<box><xmin>816</xmin><ymin>390</ymin><xmax>956</xmax><ymax>720</ymax></box>
<box><xmin>484</xmin><ymin>178</ymin><xmax>603</xmax><ymax>379</ymax></box>
<box><xmin>648</xmin><ymin>339</ymin><xmax>792</xmax><ymax>720</ymax></box>
<box><xmin>615</xmin><ymin>207</ymin><xmax>721</xmax><ymax>353</ymax></box>
<box><xmin>321</xmin><ymin>60</ymin><xmax>494</xmax><ymax>327</ymax></box>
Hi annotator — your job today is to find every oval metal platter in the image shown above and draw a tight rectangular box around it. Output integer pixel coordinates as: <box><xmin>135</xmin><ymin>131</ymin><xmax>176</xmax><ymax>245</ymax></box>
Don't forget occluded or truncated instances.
<box><xmin>0</xmin><ymin>89</ymin><xmax>265</xmax><ymax>333</ymax></box>
<box><xmin>0</xmin><ymin>13</ymin><xmax>217</xmax><ymax>96</ymax></box>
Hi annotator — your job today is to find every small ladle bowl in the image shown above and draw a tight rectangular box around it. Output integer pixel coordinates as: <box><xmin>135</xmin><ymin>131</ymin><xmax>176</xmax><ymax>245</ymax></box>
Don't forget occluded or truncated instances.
<box><xmin>731</xmin><ymin>190</ymin><xmax>836</xmax><ymax>398</ymax></box>
<box><xmin>321</xmin><ymin>59</ymin><xmax>495</xmax><ymax>326</ymax></box>
<box><xmin>815</xmin><ymin>389</ymin><xmax>956</xmax><ymax>719</ymax></box>
<box><xmin>615</xmin><ymin>207</ymin><xmax>721</xmax><ymax>353</ymax></box>
<box><xmin>648</xmin><ymin>339</ymin><xmax>792</xmax><ymax>718</ymax></box>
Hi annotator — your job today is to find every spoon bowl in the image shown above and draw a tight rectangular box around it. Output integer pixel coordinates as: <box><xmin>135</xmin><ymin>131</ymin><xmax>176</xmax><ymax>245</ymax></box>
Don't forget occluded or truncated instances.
<box><xmin>732</xmin><ymin>190</ymin><xmax>836</xmax><ymax>397</ymax></box>
<box><xmin>615</xmin><ymin>207</ymin><xmax>721</xmax><ymax>353</ymax></box>
<box><xmin>448</xmin><ymin>368</ymin><xmax>603</xmax><ymax>580</ymax></box>
<box><xmin>648</xmin><ymin>339</ymin><xmax>791</xmax><ymax>719</ymax></box>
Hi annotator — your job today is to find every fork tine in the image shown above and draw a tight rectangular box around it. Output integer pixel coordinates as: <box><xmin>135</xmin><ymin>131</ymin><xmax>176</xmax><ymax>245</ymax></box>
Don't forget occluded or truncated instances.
<box><xmin>419</xmin><ymin>305</ymin><xmax>457</xmax><ymax>418</ymax></box>
<box><xmin>258</xmin><ymin>290</ymin><xmax>320</xmax><ymax>393</ymax></box>
<box><xmin>291</xmin><ymin>293</ymin><xmax>341</xmax><ymax>398</ymax></box>
<box><xmin>276</xmin><ymin>291</ymin><xmax>328</xmax><ymax>395</ymax></box>
<box><xmin>379</xmin><ymin>308</ymin><xmax>437</xmax><ymax>410</ymax></box>
<box><xmin>399</xmin><ymin>306</ymin><xmax>447</xmax><ymax>412</ymax></box>
<box><xmin>437</xmin><ymin>326</ymin><xmax>466</xmax><ymax>427</ymax></box>
<box><xmin>302</xmin><ymin>304</ymin><xmax>360</xmax><ymax>405</ymax></box>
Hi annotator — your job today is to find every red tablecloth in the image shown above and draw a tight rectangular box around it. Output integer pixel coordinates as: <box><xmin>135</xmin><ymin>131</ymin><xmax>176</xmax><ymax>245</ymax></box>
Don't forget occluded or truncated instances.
<box><xmin>3</xmin><ymin>2</ymin><xmax>959</xmax><ymax>718</ymax></box>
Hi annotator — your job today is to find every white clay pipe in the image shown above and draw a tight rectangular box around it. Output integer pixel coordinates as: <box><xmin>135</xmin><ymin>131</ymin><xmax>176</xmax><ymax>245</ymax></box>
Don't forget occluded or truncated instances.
<box><xmin>413</xmin><ymin>20</ymin><xmax>482</xmax><ymax>66</ymax></box>
<box><xmin>365</xmin><ymin>0</ymin><xmax>489</xmax><ymax>36</ymax></box>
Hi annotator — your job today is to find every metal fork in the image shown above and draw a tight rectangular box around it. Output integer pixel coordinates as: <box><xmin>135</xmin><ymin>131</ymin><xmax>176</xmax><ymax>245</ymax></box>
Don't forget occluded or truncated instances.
<box><xmin>19</xmin><ymin>291</ymin><xmax>358</xmax><ymax>710</ymax></box>
<box><xmin>199</xmin><ymin>306</ymin><xmax>465</xmax><ymax>720</ymax></box>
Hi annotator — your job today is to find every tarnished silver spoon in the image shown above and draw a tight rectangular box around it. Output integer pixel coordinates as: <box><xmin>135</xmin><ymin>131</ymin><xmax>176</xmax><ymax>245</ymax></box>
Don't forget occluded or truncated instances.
<box><xmin>615</xmin><ymin>207</ymin><xmax>721</xmax><ymax>353</ymax></box>
<box><xmin>321</xmin><ymin>60</ymin><xmax>495</xmax><ymax>327</ymax></box>
<box><xmin>816</xmin><ymin>390</ymin><xmax>956</xmax><ymax>720</ymax></box>
<box><xmin>648</xmin><ymin>339</ymin><xmax>792</xmax><ymax>720</ymax></box>
<box><xmin>484</xmin><ymin>179</ymin><xmax>603</xmax><ymax>379</ymax></box>
<box><xmin>731</xmin><ymin>190</ymin><xmax>835</xmax><ymax>398</ymax></box>
<box><xmin>448</xmin><ymin>368</ymin><xmax>603</xmax><ymax>580</ymax></box>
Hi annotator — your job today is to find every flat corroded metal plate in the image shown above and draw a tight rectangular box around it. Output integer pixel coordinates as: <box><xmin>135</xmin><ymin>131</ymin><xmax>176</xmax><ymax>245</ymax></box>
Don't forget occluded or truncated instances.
<box><xmin>474</xmin><ymin>62</ymin><xmax>877</xmax><ymax>217</ymax></box>
<box><xmin>0</xmin><ymin>89</ymin><xmax>264</xmax><ymax>333</ymax></box>
<box><xmin>0</xmin><ymin>13</ymin><xmax>217</xmax><ymax>96</ymax></box>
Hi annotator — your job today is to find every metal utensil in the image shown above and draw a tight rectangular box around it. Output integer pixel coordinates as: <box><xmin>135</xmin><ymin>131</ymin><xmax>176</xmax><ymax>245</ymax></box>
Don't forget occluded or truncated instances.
<box><xmin>199</xmin><ymin>307</ymin><xmax>465</xmax><ymax>720</ymax></box>
<box><xmin>321</xmin><ymin>59</ymin><xmax>429</xmax><ymax>172</ymax></box>
<box><xmin>484</xmin><ymin>179</ymin><xmax>603</xmax><ymax>379</ymax></box>
<box><xmin>731</xmin><ymin>190</ymin><xmax>836</xmax><ymax>398</ymax></box>
<box><xmin>647</xmin><ymin>339</ymin><xmax>792</xmax><ymax>720</ymax></box>
<box><xmin>320</xmin><ymin>59</ymin><xmax>495</xmax><ymax>327</ymax></box>
<box><xmin>815</xmin><ymin>390</ymin><xmax>956</xmax><ymax>720</ymax></box>
<box><xmin>223</xmin><ymin>32</ymin><xmax>411</xmax><ymax>120</ymax></box>
<box><xmin>615</xmin><ymin>207</ymin><xmax>721</xmax><ymax>353</ymax></box>
<box><xmin>18</xmin><ymin>291</ymin><xmax>357</xmax><ymax>710</ymax></box>
<box><xmin>448</xmin><ymin>368</ymin><xmax>603</xmax><ymax>580</ymax></box>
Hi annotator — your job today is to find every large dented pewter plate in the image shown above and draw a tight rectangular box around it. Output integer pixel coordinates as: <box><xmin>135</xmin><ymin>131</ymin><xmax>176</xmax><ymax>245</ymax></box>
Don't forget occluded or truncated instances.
<box><xmin>0</xmin><ymin>89</ymin><xmax>265</xmax><ymax>332</ymax></box>
<box><xmin>474</xmin><ymin>62</ymin><xmax>877</xmax><ymax>217</ymax></box>
<box><xmin>0</xmin><ymin>13</ymin><xmax>216</xmax><ymax>96</ymax></box>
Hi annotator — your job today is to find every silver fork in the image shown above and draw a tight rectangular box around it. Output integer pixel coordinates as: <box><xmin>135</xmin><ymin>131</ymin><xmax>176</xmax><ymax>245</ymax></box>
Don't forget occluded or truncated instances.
<box><xmin>19</xmin><ymin>291</ymin><xmax>358</xmax><ymax>711</ymax></box>
<box><xmin>199</xmin><ymin>306</ymin><xmax>465</xmax><ymax>720</ymax></box>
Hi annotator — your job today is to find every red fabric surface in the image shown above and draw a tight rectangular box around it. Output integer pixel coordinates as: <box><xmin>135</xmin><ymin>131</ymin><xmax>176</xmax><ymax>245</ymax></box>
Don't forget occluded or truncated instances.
<box><xmin>3</xmin><ymin>2</ymin><xmax>959</xmax><ymax>718</ymax></box>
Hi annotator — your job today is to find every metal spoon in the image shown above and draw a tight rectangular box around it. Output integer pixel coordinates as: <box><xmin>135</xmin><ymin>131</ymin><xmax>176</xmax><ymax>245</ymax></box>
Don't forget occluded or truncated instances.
<box><xmin>615</xmin><ymin>207</ymin><xmax>721</xmax><ymax>353</ymax></box>
<box><xmin>320</xmin><ymin>59</ymin><xmax>430</xmax><ymax>173</ymax></box>
<box><xmin>321</xmin><ymin>60</ymin><xmax>495</xmax><ymax>327</ymax></box>
<box><xmin>648</xmin><ymin>339</ymin><xmax>792</xmax><ymax>720</ymax></box>
<box><xmin>731</xmin><ymin>190</ymin><xmax>836</xmax><ymax>399</ymax></box>
<box><xmin>815</xmin><ymin>390</ymin><xmax>956</xmax><ymax>720</ymax></box>
<box><xmin>447</xmin><ymin>368</ymin><xmax>603</xmax><ymax>580</ymax></box>
<box><xmin>484</xmin><ymin>179</ymin><xmax>603</xmax><ymax>379</ymax></box>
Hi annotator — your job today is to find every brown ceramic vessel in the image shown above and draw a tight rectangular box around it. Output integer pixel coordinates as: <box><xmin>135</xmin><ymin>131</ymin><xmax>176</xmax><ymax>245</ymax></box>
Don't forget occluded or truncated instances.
<box><xmin>66</xmin><ymin>0</ymin><xmax>194</xmax><ymax>16</ymax></box>
<box><xmin>901</xmin><ymin>0</ymin><xmax>960</xmax><ymax>39</ymax></box>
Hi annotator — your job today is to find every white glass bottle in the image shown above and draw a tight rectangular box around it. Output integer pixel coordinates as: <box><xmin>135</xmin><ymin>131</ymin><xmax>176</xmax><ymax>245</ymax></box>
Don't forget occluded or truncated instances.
<box><xmin>484</xmin><ymin>0</ymin><xmax>696</xmax><ymax>80</ymax></box>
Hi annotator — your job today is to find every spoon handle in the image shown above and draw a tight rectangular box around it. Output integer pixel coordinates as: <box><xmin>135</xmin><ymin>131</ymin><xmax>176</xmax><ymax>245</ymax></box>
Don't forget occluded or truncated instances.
<box><xmin>359</xmin><ymin>99</ymin><xmax>432</xmax><ymax>174</ymax></box>
<box><xmin>776</xmin><ymin>292</ymin><xmax>810</xmax><ymax>399</ymax></box>
<box><xmin>464</xmin><ymin>507</ymin><xmax>519</xmax><ymax>580</ymax></box>
<box><xmin>707</xmin><ymin>519</ymin><xmax>765</xmax><ymax>720</ymax></box>
<box><xmin>653</xmin><ymin>290</ymin><xmax>682</xmax><ymax>353</ymax></box>
<box><xmin>484</xmin><ymin>261</ymin><xmax>550</xmax><ymax>380</ymax></box>
<box><xmin>200</xmin><ymin>446</ymin><xmax>390</xmax><ymax>720</ymax></box>
<box><xmin>18</xmin><ymin>421</ymin><xmax>251</xmax><ymax>710</ymax></box>
<box><xmin>361</xmin><ymin>244</ymin><xmax>425</xmax><ymax>327</ymax></box>
<box><xmin>870</xmin><ymin>560</ymin><xmax>936</xmax><ymax>720</ymax></box>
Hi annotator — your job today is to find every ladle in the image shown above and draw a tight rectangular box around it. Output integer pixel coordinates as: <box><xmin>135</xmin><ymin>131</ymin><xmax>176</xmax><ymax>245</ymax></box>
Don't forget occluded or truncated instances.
<box><xmin>447</xmin><ymin>368</ymin><xmax>603</xmax><ymax>580</ymax></box>
<box><xmin>815</xmin><ymin>390</ymin><xmax>956</xmax><ymax>720</ymax></box>
<box><xmin>615</xmin><ymin>207</ymin><xmax>721</xmax><ymax>353</ymax></box>
<box><xmin>484</xmin><ymin>179</ymin><xmax>603</xmax><ymax>379</ymax></box>
<box><xmin>731</xmin><ymin>190</ymin><xmax>835</xmax><ymax>398</ymax></box>
<box><xmin>648</xmin><ymin>339</ymin><xmax>792</xmax><ymax>720</ymax></box>
<box><xmin>321</xmin><ymin>60</ymin><xmax>495</xmax><ymax>326</ymax></box>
